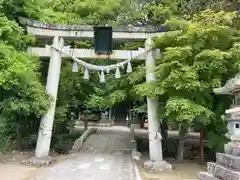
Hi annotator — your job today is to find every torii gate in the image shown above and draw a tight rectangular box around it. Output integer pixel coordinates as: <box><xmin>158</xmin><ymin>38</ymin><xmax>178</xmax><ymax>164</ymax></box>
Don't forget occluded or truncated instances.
<box><xmin>20</xmin><ymin>18</ymin><xmax>171</xmax><ymax>170</ymax></box>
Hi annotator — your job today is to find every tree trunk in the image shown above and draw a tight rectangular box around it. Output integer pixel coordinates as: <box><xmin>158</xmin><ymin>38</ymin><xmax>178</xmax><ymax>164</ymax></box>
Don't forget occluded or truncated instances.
<box><xmin>108</xmin><ymin>108</ymin><xmax>112</xmax><ymax>126</ymax></box>
<box><xmin>161</xmin><ymin>120</ymin><xmax>168</xmax><ymax>140</ymax></box>
<box><xmin>161</xmin><ymin>120</ymin><xmax>168</xmax><ymax>154</ymax></box>
<box><xmin>177</xmin><ymin>123</ymin><xmax>187</xmax><ymax>162</ymax></box>
<box><xmin>16</xmin><ymin>122</ymin><xmax>22</xmax><ymax>150</ymax></box>
<box><xmin>15</xmin><ymin>115</ymin><xmax>23</xmax><ymax>150</ymax></box>
<box><xmin>200</xmin><ymin>127</ymin><xmax>204</xmax><ymax>163</ymax></box>
<box><xmin>84</xmin><ymin>119</ymin><xmax>88</xmax><ymax>131</ymax></box>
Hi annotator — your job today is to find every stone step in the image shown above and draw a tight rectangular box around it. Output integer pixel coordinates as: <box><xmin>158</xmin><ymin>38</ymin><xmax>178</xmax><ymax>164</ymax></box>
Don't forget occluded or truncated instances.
<box><xmin>75</xmin><ymin>121</ymin><xmax>98</xmax><ymax>126</ymax></box>
<box><xmin>199</xmin><ymin>172</ymin><xmax>220</xmax><ymax>180</ymax></box>
<box><xmin>97</xmin><ymin>123</ymin><xmax>113</xmax><ymax>127</ymax></box>
<box><xmin>216</xmin><ymin>153</ymin><xmax>240</xmax><ymax>171</ymax></box>
<box><xmin>207</xmin><ymin>162</ymin><xmax>240</xmax><ymax>180</ymax></box>
<box><xmin>225</xmin><ymin>142</ymin><xmax>240</xmax><ymax>156</ymax></box>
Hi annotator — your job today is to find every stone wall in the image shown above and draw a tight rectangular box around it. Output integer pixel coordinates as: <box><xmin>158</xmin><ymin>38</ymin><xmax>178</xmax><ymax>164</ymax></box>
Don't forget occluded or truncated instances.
<box><xmin>199</xmin><ymin>142</ymin><xmax>240</xmax><ymax>180</ymax></box>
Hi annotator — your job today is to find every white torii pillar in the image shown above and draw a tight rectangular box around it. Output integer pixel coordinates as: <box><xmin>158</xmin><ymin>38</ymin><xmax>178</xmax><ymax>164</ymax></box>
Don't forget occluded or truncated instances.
<box><xmin>144</xmin><ymin>38</ymin><xmax>172</xmax><ymax>171</ymax></box>
<box><xmin>35</xmin><ymin>36</ymin><xmax>64</xmax><ymax>158</ymax></box>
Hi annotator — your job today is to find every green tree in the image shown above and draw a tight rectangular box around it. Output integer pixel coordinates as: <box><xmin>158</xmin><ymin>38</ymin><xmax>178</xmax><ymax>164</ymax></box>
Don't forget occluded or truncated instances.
<box><xmin>178</xmin><ymin>0</ymin><xmax>240</xmax><ymax>16</ymax></box>
<box><xmin>135</xmin><ymin>10</ymin><xmax>240</xmax><ymax>161</ymax></box>
<box><xmin>0</xmin><ymin>43</ymin><xmax>49</xmax><ymax>150</ymax></box>
<box><xmin>0</xmin><ymin>0</ymin><xmax>46</xmax><ymax>20</ymax></box>
<box><xmin>0</xmin><ymin>2</ymin><xmax>49</xmax><ymax>150</ymax></box>
<box><xmin>42</xmin><ymin>0</ymin><xmax>140</xmax><ymax>25</ymax></box>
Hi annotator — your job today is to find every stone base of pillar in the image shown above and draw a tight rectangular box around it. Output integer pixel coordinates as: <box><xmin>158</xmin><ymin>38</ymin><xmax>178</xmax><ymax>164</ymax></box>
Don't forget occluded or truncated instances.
<box><xmin>144</xmin><ymin>160</ymin><xmax>172</xmax><ymax>172</ymax></box>
<box><xmin>21</xmin><ymin>156</ymin><xmax>55</xmax><ymax>167</ymax></box>
<box><xmin>98</xmin><ymin>120</ymin><xmax>114</xmax><ymax>127</ymax></box>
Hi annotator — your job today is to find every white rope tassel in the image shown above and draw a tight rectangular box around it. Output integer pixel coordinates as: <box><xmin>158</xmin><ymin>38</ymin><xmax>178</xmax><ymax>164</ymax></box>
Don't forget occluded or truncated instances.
<box><xmin>126</xmin><ymin>61</ymin><xmax>132</xmax><ymax>73</ymax></box>
<box><xmin>50</xmin><ymin>44</ymin><xmax>150</xmax><ymax>72</ymax></box>
<box><xmin>115</xmin><ymin>67</ymin><xmax>121</xmax><ymax>79</ymax></box>
<box><xmin>100</xmin><ymin>70</ymin><xmax>105</xmax><ymax>83</ymax></box>
<box><xmin>84</xmin><ymin>68</ymin><xmax>89</xmax><ymax>80</ymax></box>
<box><xmin>72</xmin><ymin>61</ymin><xmax>79</xmax><ymax>72</ymax></box>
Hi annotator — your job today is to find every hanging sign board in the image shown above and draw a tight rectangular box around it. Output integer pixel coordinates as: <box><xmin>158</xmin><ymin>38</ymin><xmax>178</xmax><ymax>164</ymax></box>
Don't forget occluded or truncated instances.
<box><xmin>94</xmin><ymin>26</ymin><xmax>113</xmax><ymax>55</ymax></box>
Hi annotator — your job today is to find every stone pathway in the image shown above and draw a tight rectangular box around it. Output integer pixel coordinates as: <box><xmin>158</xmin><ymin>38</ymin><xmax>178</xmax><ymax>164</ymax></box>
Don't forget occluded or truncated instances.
<box><xmin>30</xmin><ymin>128</ymin><xmax>137</xmax><ymax>180</ymax></box>
<box><xmin>0</xmin><ymin>163</ymin><xmax>37</xmax><ymax>180</ymax></box>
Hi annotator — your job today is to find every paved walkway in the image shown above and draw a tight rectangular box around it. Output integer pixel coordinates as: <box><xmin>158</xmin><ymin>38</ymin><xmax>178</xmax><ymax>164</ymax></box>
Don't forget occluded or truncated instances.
<box><xmin>30</xmin><ymin>128</ymin><xmax>137</xmax><ymax>180</ymax></box>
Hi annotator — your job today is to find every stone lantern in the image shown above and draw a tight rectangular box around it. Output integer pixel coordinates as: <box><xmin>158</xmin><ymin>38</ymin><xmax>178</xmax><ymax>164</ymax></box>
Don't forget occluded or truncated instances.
<box><xmin>214</xmin><ymin>74</ymin><xmax>240</xmax><ymax>141</ymax></box>
<box><xmin>199</xmin><ymin>74</ymin><xmax>240</xmax><ymax>180</ymax></box>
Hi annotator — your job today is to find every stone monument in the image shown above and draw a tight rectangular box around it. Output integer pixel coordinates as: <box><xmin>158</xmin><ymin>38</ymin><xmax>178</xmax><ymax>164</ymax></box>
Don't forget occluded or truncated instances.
<box><xmin>98</xmin><ymin>110</ymin><xmax>113</xmax><ymax>127</ymax></box>
<box><xmin>199</xmin><ymin>74</ymin><xmax>240</xmax><ymax>180</ymax></box>
<box><xmin>130</xmin><ymin>111</ymin><xmax>141</xmax><ymax>129</ymax></box>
